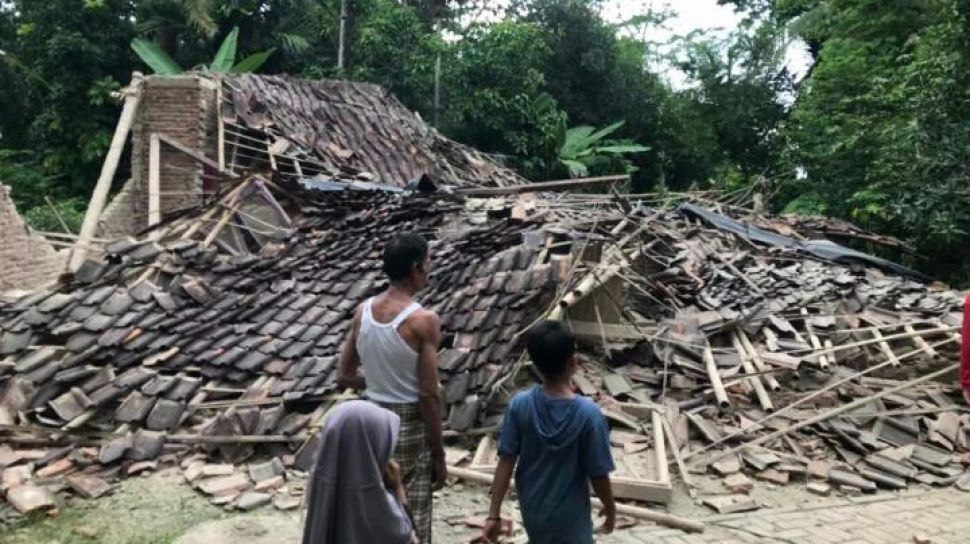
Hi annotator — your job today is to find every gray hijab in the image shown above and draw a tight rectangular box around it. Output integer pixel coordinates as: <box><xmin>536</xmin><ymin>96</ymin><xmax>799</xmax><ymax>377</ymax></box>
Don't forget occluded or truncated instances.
<box><xmin>302</xmin><ymin>400</ymin><xmax>414</xmax><ymax>544</ymax></box>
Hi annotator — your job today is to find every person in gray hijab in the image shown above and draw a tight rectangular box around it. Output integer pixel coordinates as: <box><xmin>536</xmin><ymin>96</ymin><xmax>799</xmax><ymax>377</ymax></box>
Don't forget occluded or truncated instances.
<box><xmin>302</xmin><ymin>400</ymin><xmax>417</xmax><ymax>544</ymax></box>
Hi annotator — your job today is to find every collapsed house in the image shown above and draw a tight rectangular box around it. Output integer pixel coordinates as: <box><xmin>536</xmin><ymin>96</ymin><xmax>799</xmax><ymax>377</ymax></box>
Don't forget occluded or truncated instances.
<box><xmin>0</xmin><ymin>73</ymin><xmax>967</xmax><ymax>529</ymax></box>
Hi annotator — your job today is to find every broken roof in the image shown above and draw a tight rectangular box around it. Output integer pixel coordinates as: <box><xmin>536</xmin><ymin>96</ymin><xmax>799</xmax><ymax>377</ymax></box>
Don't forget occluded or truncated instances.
<box><xmin>223</xmin><ymin>74</ymin><xmax>524</xmax><ymax>188</ymax></box>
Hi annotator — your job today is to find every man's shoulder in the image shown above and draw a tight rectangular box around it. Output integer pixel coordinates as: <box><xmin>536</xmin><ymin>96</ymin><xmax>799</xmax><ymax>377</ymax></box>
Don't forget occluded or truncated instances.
<box><xmin>409</xmin><ymin>307</ymin><xmax>440</xmax><ymax>331</ymax></box>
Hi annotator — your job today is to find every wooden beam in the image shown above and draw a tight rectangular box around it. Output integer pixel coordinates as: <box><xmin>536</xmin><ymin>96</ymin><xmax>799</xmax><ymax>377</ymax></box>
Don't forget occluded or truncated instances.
<box><xmin>737</xmin><ymin>329</ymin><xmax>781</xmax><ymax>391</ymax></box>
<box><xmin>611</xmin><ymin>475</ymin><xmax>672</xmax><ymax>504</ymax></box>
<box><xmin>148</xmin><ymin>133</ymin><xmax>161</xmax><ymax>227</ymax></box>
<box><xmin>704</xmin><ymin>362</ymin><xmax>959</xmax><ymax>465</ymax></box>
<box><xmin>157</xmin><ymin>133</ymin><xmax>236</xmax><ymax>176</ymax></box>
<box><xmin>454</xmin><ymin>175</ymin><xmax>629</xmax><ymax>196</ymax></box>
<box><xmin>731</xmin><ymin>331</ymin><xmax>773</xmax><ymax>411</ymax></box>
<box><xmin>567</xmin><ymin>319</ymin><xmax>657</xmax><ymax>340</ymax></box>
<box><xmin>869</xmin><ymin>325</ymin><xmax>901</xmax><ymax>367</ymax></box>
<box><xmin>216</xmin><ymin>79</ymin><xmax>226</xmax><ymax>172</ymax></box>
<box><xmin>69</xmin><ymin>75</ymin><xmax>143</xmax><ymax>270</ymax></box>
<box><xmin>703</xmin><ymin>345</ymin><xmax>730</xmax><ymax>409</ymax></box>
<box><xmin>905</xmin><ymin>324</ymin><xmax>938</xmax><ymax>358</ymax></box>
<box><xmin>651</xmin><ymin>410</ymin><xmax>670</xmax><ymax>485</ymax></box>
<box><xmin>800</xmin><ymin>308</ymin><xmax>829</xmax><ymax>370</ymax></box>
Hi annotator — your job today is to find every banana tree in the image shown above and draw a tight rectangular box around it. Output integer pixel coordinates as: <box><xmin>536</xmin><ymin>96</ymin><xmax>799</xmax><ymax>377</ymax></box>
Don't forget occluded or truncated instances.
<box><xmin>131</xmin><ymin>26</ymin><xmax>274</xmax><ymax>75</ymax></box>
<box><xmin>557</xmin><ymin>120</ymin><xmax>649</xmax><ymax>178</ymax></box>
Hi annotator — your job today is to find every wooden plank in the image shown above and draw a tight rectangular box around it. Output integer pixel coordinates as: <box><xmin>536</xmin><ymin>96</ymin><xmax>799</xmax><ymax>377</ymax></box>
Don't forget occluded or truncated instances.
<box><xmin>69</xmin><ymin>75</ymin><xmax>143</xmax><ymax>270</ymax></box>
<box><xmin>469</xmin><ymin>435</ymin><xmax>497</xmax><ymax>472</ymax></box>
<box><xmin>611</xmin><ymin>475</ymin><xmax>672</xmax><ymax>504</ymax></box>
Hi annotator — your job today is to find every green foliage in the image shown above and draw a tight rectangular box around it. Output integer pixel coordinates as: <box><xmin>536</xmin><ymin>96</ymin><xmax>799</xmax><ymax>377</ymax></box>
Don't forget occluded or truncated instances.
<box><xmin>10</xmin><ymin>0</ymin><xmax>966</xmax><ymax>283</ymax></box>
<box><xmin>131</xmin><ymin>38</ymin><xmax>183</xmax><ymax>74</ymax></box>
<box><xmin>209</xmin><ymin>25</ymin><xmax>237</xmax><ymax>72</ymax></box>
<box><xmin>557</xmin><ymin>121</ymin><xmax>649</xmax><ymax>178</ymax></box>
<box><xmin>21</xmin><ymin>196</ymin><xmax>87</xmax><ymax>233</ymax></box>
<box><xmin>777</xmin><ymin>0</ymin><xmax>970</xmax><ymax>279</ymax></box>
<box><xmin>132</xmin><ymin>26</ymin><xmax>272</xmax><ymax>74</ymax></box>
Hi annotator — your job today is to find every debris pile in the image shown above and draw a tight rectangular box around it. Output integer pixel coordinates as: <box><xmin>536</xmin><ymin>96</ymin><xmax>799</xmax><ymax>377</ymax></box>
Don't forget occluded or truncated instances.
<box><xmin>0</xmin><ymin>72</ymin><xmax>967</xmax><ymax>527</ymax></box>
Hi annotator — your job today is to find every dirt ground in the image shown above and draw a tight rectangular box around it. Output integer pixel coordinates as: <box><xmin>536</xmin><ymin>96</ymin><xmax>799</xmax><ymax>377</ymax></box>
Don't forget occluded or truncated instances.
<box><xmin>5</xmin><ymin>463</ymin><xmax>961</xmax><ymax>544</ymax></box>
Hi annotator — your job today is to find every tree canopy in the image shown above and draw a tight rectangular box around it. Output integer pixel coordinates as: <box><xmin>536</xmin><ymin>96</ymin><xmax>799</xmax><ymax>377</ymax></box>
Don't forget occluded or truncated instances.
<box><xmin>1</xmin><ymin>0</ymin><xmax>967</xmax><ymax>281</ymax></box>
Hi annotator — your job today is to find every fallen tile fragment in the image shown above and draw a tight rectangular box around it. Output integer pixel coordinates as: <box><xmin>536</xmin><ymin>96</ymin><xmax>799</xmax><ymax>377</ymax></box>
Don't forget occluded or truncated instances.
<box><xmin>253</xmin><ymin>475</ymin><xmax>285</xmax><ymax>492</ymax></box>
<box><xmin>201</xmin><ymin>464</ymin><xmax>235</xmax><ymax>477</ymax></box>
<box><xmin>6</xmin><ymin>483</ymin><xmax>56</xmax><ymax>514</ymax></box>
<box><xmin>272</xmin><ymin>494</ymin><xmax>302</xmax><ymax>511</ymax></box>
<box><xmin>197</xmin><ymin>474</ymin><xmax>250</xmax><ymax>496</ymax></box>
<box><xmin>248</xmin><ymin>457</ymin><xmax>285</xmax><ymax>483</ymax></box>
<box><xmin>702</xmin><ymin>494</ymin><xmax>760</xmax><ymax>514</ymax></box>
<box><xmin>807</xmin><ymin>482</ymin><xmax>831</xmax><ymax>496</ymax></box>
<box><xmin>755</xmin><ymin>469</ymin><xmax>790</xmax><ymax>485</ymax></box>
<box><xmin>723</xmin><ymin>473</ymin><xmax>753</xmax><ymax>494</ymax></box>
<box><xmin>66</xmin><ymin>474</ymin><xmax>112</xmax><ymax>499</ymax></box>
<box><xmin>236</xmin><ymin>491</ymin><xmax>272</xmax><ymax>511</ymax></box>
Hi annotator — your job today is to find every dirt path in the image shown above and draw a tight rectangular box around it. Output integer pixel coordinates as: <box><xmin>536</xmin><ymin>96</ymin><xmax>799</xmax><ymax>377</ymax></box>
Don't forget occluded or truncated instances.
<box><xmin>4</xmin><ymin>467</ymin><xmax>970</xmax><ymax>543</ymax></box>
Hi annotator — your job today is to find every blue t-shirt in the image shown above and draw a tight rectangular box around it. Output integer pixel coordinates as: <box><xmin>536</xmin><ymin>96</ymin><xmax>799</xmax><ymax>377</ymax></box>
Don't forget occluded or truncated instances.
<box><xmin>498</xmin><ymin>386</ymin><xmax>615</xmax><ymax>544</ymax></box>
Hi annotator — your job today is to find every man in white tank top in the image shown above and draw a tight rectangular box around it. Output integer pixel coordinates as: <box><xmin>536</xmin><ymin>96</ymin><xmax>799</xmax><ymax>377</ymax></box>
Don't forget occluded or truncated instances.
<box><xmin>337</xmin><ymin>233</ymin><xmax>445</xmax><ymax>543</ymax></box>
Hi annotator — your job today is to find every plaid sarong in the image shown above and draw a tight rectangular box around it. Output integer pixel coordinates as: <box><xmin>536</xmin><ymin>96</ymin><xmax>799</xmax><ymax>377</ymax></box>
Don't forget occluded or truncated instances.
<box><xmin>380</xmin><ymin>402</ymin><xmax>433</xmax><ymax>543</ymax></box>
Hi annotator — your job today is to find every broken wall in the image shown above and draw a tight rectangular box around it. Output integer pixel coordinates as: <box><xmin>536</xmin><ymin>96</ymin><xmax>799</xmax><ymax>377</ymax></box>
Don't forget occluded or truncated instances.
<box><xmin>98</xmin><ymin>75</ymin><xmax>218</xmax><ymax>239</ymax></box>
<box><xmin>0</xmin><ymin>184</ymin><xmax>66</xmax><ymax>292</ymax></box>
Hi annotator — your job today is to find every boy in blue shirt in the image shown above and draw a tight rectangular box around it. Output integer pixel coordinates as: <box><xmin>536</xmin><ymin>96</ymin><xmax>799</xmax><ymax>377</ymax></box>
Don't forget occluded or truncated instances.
<box><xmin>478</xmin><ymin>320</ymin><xmax>616</xmax><ymax>544</ymax></box>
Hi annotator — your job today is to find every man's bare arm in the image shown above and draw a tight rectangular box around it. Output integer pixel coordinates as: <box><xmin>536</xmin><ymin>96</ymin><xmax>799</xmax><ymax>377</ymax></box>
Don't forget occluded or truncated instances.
<box><xmin>416</xmin><ymin>311</ymin><xmax>446</xmax><ymax>487</ymax></box>
<box><xmin>336</xmin><ymin>307</ymin><xmax>366</xmax><ymax>390</ymax></box>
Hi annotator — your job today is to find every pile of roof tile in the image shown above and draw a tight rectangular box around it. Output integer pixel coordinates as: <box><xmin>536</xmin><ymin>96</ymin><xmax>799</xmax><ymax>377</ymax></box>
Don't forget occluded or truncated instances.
<box><xmin>1</xmin><ymin>170</ymin><xmax>967</xmax><ymax>519</ymax></box>
<box><xmin>558</xmin><ymin>198</ymin><xmax>968</xmax><ymax>511</ymax></box>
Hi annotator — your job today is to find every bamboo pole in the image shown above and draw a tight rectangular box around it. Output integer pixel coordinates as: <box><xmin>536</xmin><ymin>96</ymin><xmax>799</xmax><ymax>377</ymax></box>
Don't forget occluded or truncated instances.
<box><xmin>651</xmin><ymin>410</ymin><xmax>669</xmax><ymax>484</ymax></box>
<box><xmin>69</xmin><ymin>74</ymin><xmax>143</xmax><ymax>270</ymax></box>
<box><xmin>800</xmin><ymin>308</ymin><xmax>829</xmax><ymax>370</ymax></box>
<box><xmin>148</xmin><ymin>133</ymin><xmax>161</xmax><ymax>227</ymax></box>
<box><xmin>904</xmin><ymin>324</ymin><xmax>937</xmax><ymax>358</ymax></box>
<box><xmin>660</xmin><ymin>414</ymin><xmax>695</xmax><ymax>496</ymax></box>
<box><xmin>445</xmin><ymin>466</ymin><xmax>704</xmax><ymax>533</ymax></box>
<box><xmin>868</xmin><ymin>324</ymin><xmax>900</xmax><ymax>367</ymax></box>
<box><xmin>731</xmin><ymin>331</ymin><xmax>773</xmax><ymax>411</ymax></box>
<box><xmin>737</xmin><ymin>329</ymin><xmax>781</xmax><ymax>391</ymax></box>
<box><xmin>217</xmin><ymin>79</ymin><xmax>226</xmax><ymax>172</ymax></box>
<box><xmin>703</xmin><ymin>345</ymin><xmax>730</xmax><ymax>409</ymax></box>
<box><xmin>702</xmin><ymin>362</ymin><xmax>959</xmax><ymax>465</ymax></box>
<box><xmin>684</xmin><ymin>335</ymin><xmax>959</xmax><ymax>461</ymax></box>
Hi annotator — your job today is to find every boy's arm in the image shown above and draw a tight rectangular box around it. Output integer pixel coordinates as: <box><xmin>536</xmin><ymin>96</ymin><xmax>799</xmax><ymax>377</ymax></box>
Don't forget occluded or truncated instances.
<box><xmin>482</xmin><ymin>455</ymin><xmax>516</xmax><ymax>542</ymax></box>
<box><xmin>590</xmin><ymin>475</ymin><xmax>616</xmax><ymax>534</ymax></box>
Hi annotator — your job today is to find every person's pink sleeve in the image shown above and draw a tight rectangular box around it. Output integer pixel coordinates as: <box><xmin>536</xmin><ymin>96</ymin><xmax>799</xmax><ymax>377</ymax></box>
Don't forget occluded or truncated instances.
<box><xmin>961</xmin><ymin>293</ymin><xmax>970</xmax><ymax>393</ymax></box>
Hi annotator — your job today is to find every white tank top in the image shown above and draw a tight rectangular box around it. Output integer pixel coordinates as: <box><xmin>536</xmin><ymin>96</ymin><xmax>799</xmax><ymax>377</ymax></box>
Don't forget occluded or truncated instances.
<box><xmin>357</xmin><ymin>297</ymin><xmax>423</xmax><ymax>404</ymax></box>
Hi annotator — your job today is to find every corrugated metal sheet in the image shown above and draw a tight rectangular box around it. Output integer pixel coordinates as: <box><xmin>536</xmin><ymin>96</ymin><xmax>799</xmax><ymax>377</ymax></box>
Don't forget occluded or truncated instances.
<box><xmin>223</xmin><ymin>74</ymin><xmax>523</xmax><ymax>188</ymax></box>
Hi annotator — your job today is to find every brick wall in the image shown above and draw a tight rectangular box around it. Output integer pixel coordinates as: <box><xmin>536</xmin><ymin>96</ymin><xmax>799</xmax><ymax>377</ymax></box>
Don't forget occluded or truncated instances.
<box><xmin>97</xmin><ymin>178</ymin><xmax>138</xmax><ymax>240</ymax></box>
<box><xmin>98</xmin><ymin>75</ymin><xmax>218</xmax><ymax>239</ymax></box>
<box><xmin>0</xmin><ymin>184</ymin><xmax>67</xmax><ymax>292</ymax></box>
